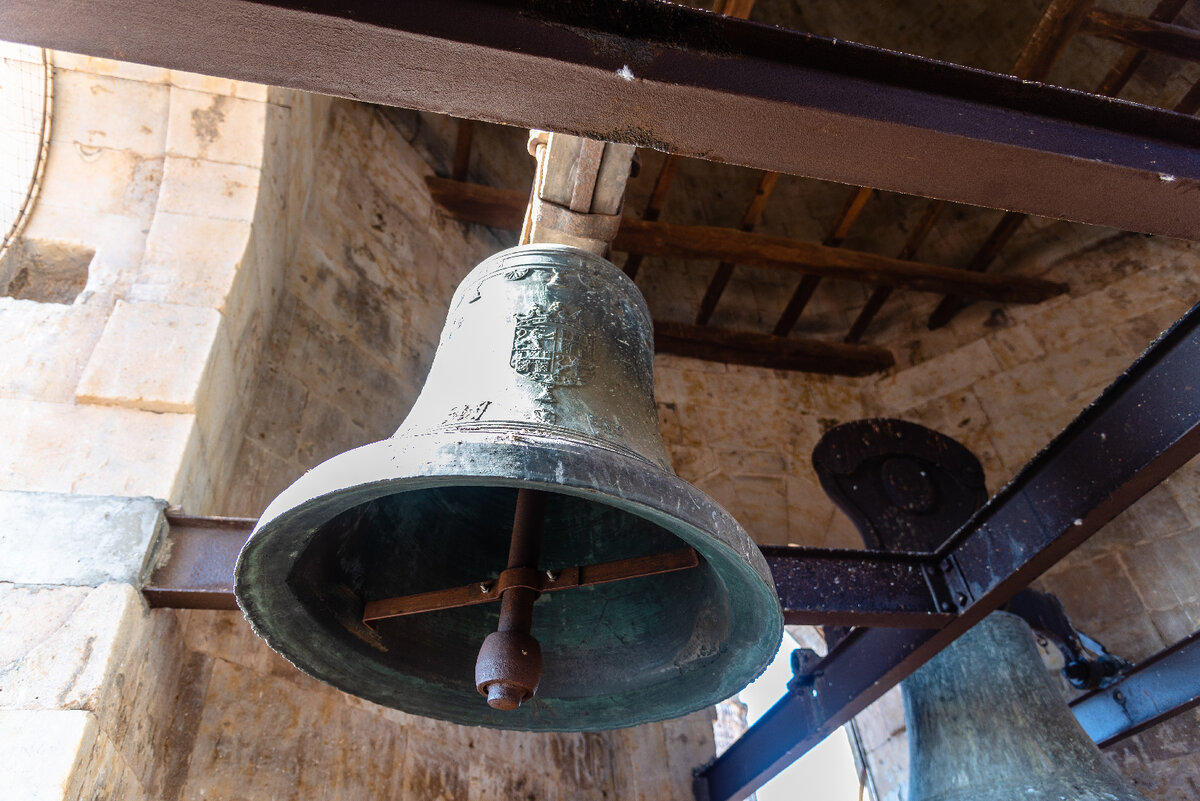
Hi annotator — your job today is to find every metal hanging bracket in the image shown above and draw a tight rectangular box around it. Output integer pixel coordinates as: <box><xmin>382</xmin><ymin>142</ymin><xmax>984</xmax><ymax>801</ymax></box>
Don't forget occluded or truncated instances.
<box><xmin>362</xmin><ymin>546</ymin><xmax>699</xmax><ymax>625</ymax></box>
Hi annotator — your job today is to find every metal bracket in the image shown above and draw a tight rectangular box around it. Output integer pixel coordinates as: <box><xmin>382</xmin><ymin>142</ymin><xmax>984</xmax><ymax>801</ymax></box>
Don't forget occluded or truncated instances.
<box><xmin>362</xmin><ymin>547</ymin><xmax>699</xmax><ymax>625</ymax></box>
<box><xmin>524</xmin><ymin>131</ymin><xmax>635</xmax><ymax>254</ymax></box>
<box><xmin>921</xmin><ymin>554</ymin><xmax>974</xmax><ymax>614</ymax></box>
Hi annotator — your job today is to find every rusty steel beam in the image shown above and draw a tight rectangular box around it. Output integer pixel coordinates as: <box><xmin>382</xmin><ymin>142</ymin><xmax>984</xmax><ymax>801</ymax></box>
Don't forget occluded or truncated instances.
<box><xmin>761</xmin><ymin>546</ymin><xmax>954</xmax><ymax>629</ymax></box>
<box><xmin>142</xmin><ymin>513</ymin><xmax>253</xmax><ymax>610</ymax></box>
<box><xmin>698</xmin><ymin>300</ymin><xmax>1200</xmax><ymax>801</ymax></box>
<box><xmin>5</xmin><ymin>0</ymin><xmax>1200</xmax><ymax>239</ymax></box>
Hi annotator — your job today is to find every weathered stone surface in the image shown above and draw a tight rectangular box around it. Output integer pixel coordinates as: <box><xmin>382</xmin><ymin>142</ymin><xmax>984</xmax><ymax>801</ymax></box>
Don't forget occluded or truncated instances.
<box><xmin>0</xmin><ymin>709</ymin><xmax>99</xmax><ymax>801</ymax></box>
<box><xmin>876</xmin><ymin>338</ymin><xmax>1000</xmax><ymax>414</ymax></box>
<box><xmin>49</xmin><ymin>69</ymin><xmax>170</xmax><ymax>158</ymax></box>
<box><xmin>76</xmin><ymin>299</ymin><xmax>223</xmax><ymax>414</ymax></box>
<box><xmin>37</xmin><ymin>145</ymin><xmax>164</xmax><ymax>221</ymax></box>
<box><xmin>0</xmin><ymin>492</ymin><xmax>165</xmax><ymax>586</ymax></box>
<box><xmin>0</xmin><ymin>583</ymin><xmax>146</xmax><ymax>712</ymax></box>
<box><xmin>158</xmin><ymin>156</ymin><xmax>261</xmax><ymax>222</ymax></box>
<box><xmin>0</xmin><ymin>299</ymin><xmax>109</xmax><ymax>403</ymax></box>
<box><xmin>130</xmin><ymin>212</ymin><xmax>253</xmax><ymax>312</ymax></box>
<box><xmin>166</xmin><ymin>87</ymin><xmax>269</xmax><ymax>168</ymax></box>
<box><xmin>71</xmin><ymin>716</ymin><xmax>148</xmax><ymax>801</ymax></box>
<box><xmin>0</xmin><ymin>398</ymin><xmax>197</xmax><ymax>500</ymax></box>
<box><xmin>181</xmin><ymin>658</ymin><xmax>410</xmax><ymax>801</ymax></box>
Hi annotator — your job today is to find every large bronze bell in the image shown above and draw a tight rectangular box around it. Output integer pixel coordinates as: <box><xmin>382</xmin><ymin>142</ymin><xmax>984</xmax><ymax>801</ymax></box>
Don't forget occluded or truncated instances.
<box><xmin>235</xmin><ymin>244</ymin><xmax>782</xmax><ymax>731</ymax></box>
<box><xmin>905</xmin><ymin>613</ymin><xmax>1147</xmax><ymax>801</ymax></box>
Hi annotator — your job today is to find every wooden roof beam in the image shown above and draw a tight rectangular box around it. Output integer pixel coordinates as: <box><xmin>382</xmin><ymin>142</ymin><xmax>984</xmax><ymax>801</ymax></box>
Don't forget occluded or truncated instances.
<box><xmin>426</xmin><ymin>177</ymin><xmax>1067</xmax><ymax>306</ymax></box>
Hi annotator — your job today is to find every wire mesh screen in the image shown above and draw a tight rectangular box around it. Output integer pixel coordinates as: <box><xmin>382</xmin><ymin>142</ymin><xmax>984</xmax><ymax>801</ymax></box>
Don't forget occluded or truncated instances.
<box><xmin>0</xmin><ymin>42</ymin><xmax>51</xmax><ymax>262</ymax></box>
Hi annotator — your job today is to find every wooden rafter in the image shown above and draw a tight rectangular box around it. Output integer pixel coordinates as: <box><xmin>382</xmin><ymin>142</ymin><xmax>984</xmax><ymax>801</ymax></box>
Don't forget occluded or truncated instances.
<box><xmin>425</xmin><ymin>177</ymin><xmax>1066</xmax><ymax>306</ymax></box>
<box><xmin>772</xmin><ymin>186</ymin><xmax>875</xmax><ymax>337</ymax></box>
<box><xmin>926</xmin><ymin>0</ymin><xmax>1199</xmax><ymax>330</ymax></box>
<box><xmin>695</xmin><ymin>171</ymin><xmax>780</xmax><ymax>325</ymax></box>
<box><xmin>653</xmin><ymin>321</ymin><xmax>894</xmax><ymax>375</ymax></box>
<box><xmin>1081</xmin><ymin>8</ymin><xmax>1200</xmax><ymax>65</ymax></box>
<box><xmin>850</xmin><ymin>0</ymin><xmax>1096</xmax><ymax>338</ymax></box>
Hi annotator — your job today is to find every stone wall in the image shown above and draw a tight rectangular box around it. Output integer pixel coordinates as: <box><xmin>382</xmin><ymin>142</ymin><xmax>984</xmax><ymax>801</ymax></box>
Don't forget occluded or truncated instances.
<box><xmin>216</xmin><ymin>101</ymin><xmax>518</xmax><ymax>516</ymax></box>
<box><xmin>0</xmin><ymin>51</ymin><xmax>322</xmax><ymax>512</ymax></box>
<box><xmin>0</xmin><ymin>51</ymin><xmax>334</xmax><ymax>801</ymax></box>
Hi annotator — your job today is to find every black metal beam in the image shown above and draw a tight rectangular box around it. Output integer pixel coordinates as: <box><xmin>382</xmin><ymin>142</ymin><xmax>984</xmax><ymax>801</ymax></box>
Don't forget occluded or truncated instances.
<box><xmin>697</xmin><ymin>300</ymin><xmax>1200</xmax><ymax>801</ymax></box>
<box><xmin>761</xmin><ymin>546</ymin><xmax>953</xmax><ymax>628</ymax></box>
<box><xmin>4</xmin><ymin>0</ymin><xmax>1200</xmax><ymax>238</ymax></box>
<box><xmin>1071</xmin><ymin>629</ymin><xmax>1200</xmax><ymax>747</ymax></box>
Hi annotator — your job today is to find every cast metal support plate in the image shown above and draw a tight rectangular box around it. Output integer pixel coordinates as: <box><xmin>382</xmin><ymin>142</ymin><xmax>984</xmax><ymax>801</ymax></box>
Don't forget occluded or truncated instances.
<box><xmin>3</xmin><ymin>0</ymin><xmax>1200</xmax><ymax>238</ymax></box>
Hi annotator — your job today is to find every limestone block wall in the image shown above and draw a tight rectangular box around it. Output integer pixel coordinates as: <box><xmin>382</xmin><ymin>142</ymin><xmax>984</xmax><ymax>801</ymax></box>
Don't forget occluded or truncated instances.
<box><xmin>0</xmin><ymin>50</ymin><xmax>337</xmax><ymax>801</ymax></box>
<box><xmin>649</xmin><ymin>231</ymin><xmax>1200</xmax><ymax>800</ymax></box>
<box><xmin>217</xmin><ymin>101</ymin><xmax>514</xmax><ymax>515</ymax></box>
<box><xmin>0</xmin><ymin>52</ymin><xmax>325</xmax><ymax>513</ymax></box>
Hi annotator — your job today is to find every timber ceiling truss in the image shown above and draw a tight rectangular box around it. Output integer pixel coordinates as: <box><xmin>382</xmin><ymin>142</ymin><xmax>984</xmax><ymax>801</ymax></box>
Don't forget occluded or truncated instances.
<box><xmin>426</xmin><ymin>0</ymin><xmax>1200</xmax><ymax>374</ymax></box>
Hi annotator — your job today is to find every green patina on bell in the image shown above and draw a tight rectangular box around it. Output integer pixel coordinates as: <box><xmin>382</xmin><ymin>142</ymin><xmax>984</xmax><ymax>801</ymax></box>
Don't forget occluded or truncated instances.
<box><xmin>235</xmin><ymin>244</ymin><xmax>782</xmax><ymax>731</ymax></box>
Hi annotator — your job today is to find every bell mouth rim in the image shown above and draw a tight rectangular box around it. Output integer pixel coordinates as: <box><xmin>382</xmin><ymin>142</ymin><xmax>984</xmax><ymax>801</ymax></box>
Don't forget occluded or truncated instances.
<box><xmin>235</xmin><ymin>429</ymin><xmax>783</xmax><ymax>732</ymax></box>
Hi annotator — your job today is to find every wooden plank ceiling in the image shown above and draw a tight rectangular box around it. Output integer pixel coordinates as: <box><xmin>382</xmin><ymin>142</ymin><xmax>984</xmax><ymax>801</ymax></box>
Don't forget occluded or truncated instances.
<box><xmin>430</xmin><ymin>0</ymin><xmax>1200</xmax><ymax>374</ymax></box>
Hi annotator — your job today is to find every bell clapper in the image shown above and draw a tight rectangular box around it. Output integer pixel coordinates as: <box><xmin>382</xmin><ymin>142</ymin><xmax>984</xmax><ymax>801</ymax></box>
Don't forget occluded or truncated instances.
<box><xmin>474</xmin><ymin>487</ymin><xmax>547</xmax><ymax>710</ymax></box>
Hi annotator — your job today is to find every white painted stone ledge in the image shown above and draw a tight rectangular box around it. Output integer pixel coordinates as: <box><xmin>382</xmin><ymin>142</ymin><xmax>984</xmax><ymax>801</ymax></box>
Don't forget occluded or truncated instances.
<box><xmin>0</xmin><ymin>491</ymin><xmax>166</xmax><ymax>587</ymax></box>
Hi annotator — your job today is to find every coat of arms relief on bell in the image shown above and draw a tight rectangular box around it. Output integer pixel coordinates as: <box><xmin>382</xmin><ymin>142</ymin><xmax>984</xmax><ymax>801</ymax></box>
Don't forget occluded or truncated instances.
<box><xmin>509</xmin><ymin>302</ymin><xmax>596</xmax><ymax>419</ymax></box>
